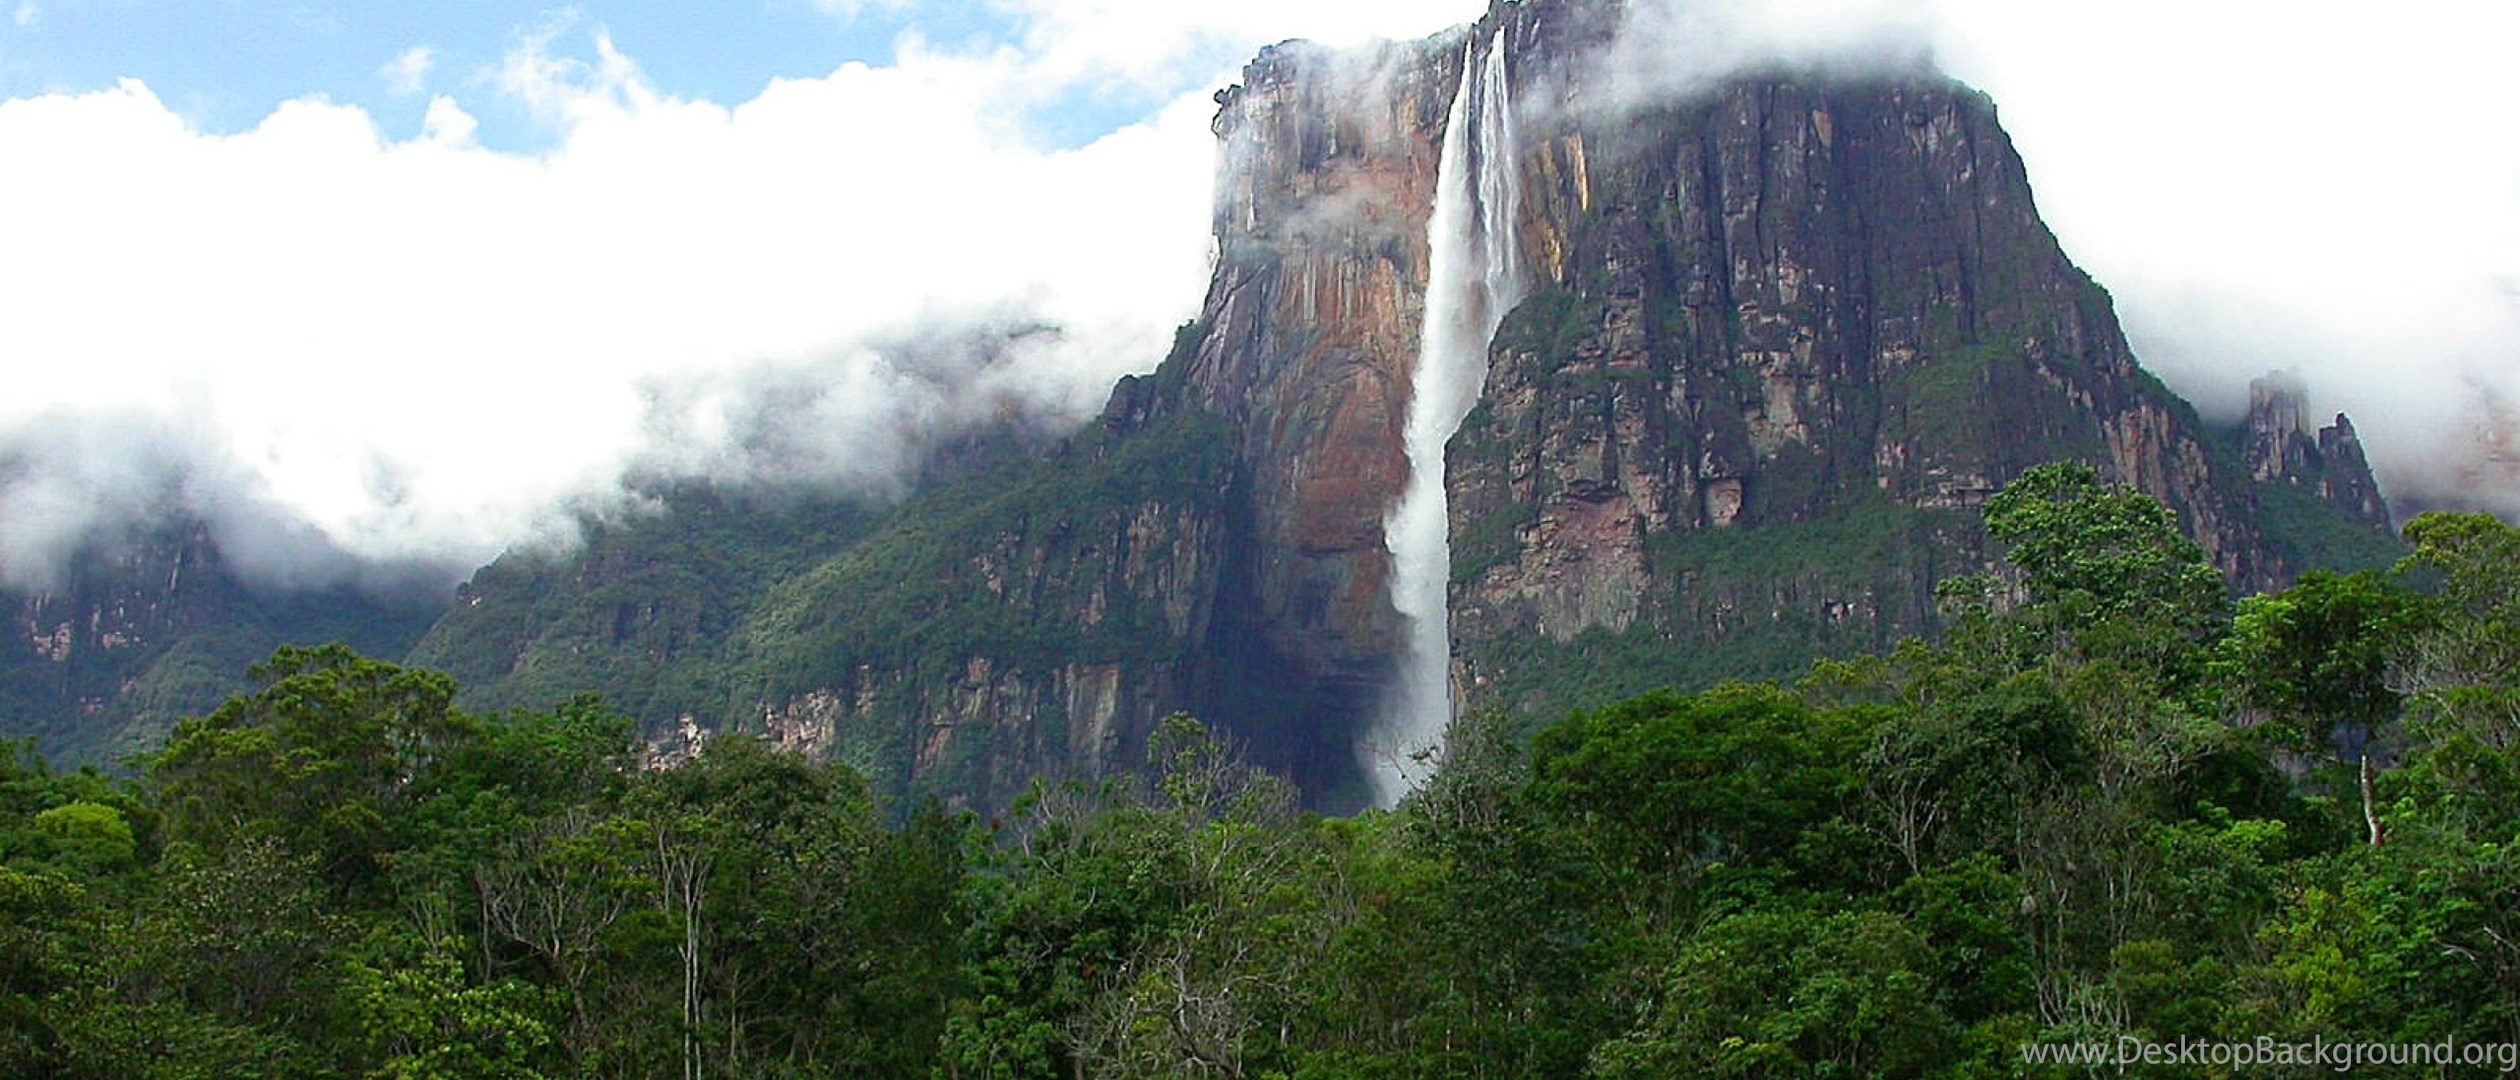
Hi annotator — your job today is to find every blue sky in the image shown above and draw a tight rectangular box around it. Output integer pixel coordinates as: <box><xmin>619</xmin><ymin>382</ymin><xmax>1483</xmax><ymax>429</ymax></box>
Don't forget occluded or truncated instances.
<box><xmin>0</xmin><ymin>4</ymin><xmax>862</xmax><ymax>136</ymax></box>
<box><xmin>0</xmin><ymin>0</ymin><xmax>2512</xmax><ymax>588</ymax></box>
<box><xmin>0</xmin><ymin>1</ymin><xmax>1188</xmax><ymax>150</ymax></box>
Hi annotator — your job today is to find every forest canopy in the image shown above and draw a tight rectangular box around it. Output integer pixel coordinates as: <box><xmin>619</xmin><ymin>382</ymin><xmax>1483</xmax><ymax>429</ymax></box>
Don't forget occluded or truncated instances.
<box><xmin>1</xmin><ymin>468</ymin><xmax>2515</xmax><ymax>1078</ymax></box>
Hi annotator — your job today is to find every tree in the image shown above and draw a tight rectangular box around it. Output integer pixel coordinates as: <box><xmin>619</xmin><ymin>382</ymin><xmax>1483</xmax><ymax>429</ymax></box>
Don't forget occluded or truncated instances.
<box><xmin>1979</xmin><ymin>462</ymin><xmax>2228</xmax><ymax>682</ymax></box>
<box><xmin>2219</xmin><ymin>570</ymin><xmax>2429</xmax><ymax>845</ymax></box>
<box><xmin>1071</xmin><ymin>717</ymin><xmax>1312</xmax><ymax>1080</ymax></box>
<box><xmin>1587</xmin><ymin>908</ymin><xmax>1958</xmax><ymax>1079</ymax></box>
<box><xmin>473</xmin><ymin>809</ymin><xmax>640</xmax><ymax>1053</ymax></box>
<box><xmin>345</xmin><ymin>939</ymin><xmax>559</xmax><ymax>1080</ymax></box>
<box><xmin>65</xmin><ymin>837</ymin><xmax>350</xmax><ymax>1076</ymax></box>
<box><xmin>1853</xmin><ymin>672</ymin><xmax>2087</xmax><ymax>874</ymax></box>
<box><xmin>620</xmin><ymin>733</ymin><xmax>886</xmax><ymax>1077</ymax></box>
<box><xmin>2394</xmin><ymin>512</ymin><xmax>2520</xmax><ymax>760</ymax></box>
<box><xmin>149</xmin><ymin>645</ymin><xmax>472</xmax><ymax>898</ymax></box>
<box><xmin>0</xmin><ymin>864</ymin><xmax>82</xmax><ymax>1073</ymax></box>
<box><xmin>1526</xmin><ymin>683</ymin><xmax>1862</xmax><ymax>896</ymax></box>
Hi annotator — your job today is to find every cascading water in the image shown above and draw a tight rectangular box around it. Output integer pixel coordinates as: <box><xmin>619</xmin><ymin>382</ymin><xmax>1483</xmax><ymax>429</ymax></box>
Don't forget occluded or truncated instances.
<box><xmin>1363</xmin><ymin>28</ymin><xmax>1526</xmax><ymax>807</ymax></box>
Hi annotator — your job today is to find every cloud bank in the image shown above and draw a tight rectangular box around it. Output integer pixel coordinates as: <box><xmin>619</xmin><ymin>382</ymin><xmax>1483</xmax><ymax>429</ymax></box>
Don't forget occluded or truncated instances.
<box><xmin>0</xmin><ymin>26</ymin><xmax>1188</xmax><ymax>592</ymax></box>
<box><xmin>0</xmin><ymin>1</ymin><xmax>1486</xmax><ymax>595</ymax></box>
<box><xmin>0</xmin><ymin>0</ymin><xmax>2511</xmax><ymax>598</ymax></box>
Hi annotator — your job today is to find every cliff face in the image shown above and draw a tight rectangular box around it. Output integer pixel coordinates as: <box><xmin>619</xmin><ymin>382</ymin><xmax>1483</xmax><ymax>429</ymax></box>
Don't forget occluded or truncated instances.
<box><xmin>726</xmin><ymin>414</ymin><xmax>1239</xmax><ymax>805</ymax></box>
<box><xmin>1163</xmin><ymin>0</ymin><xmax>2397</xmax><ymax>733</ymax></box>
<box><xmin>0</xmin><ymin>522</ymin><xmax>437</xmax><ymax>763</ymax></box>
<box><xmin>411</xmin><ymin>0</ymin><xmax>2399</xmax><ymax>811</ymax></box>
<box><xmin>4</xmin><ymin>526</ymin><xmax>221</xmax><ymax>762</ymax></box>
<box><xmin>1170</xmin><ymin>38</ymin><xmax>1462</xmax><ymax>764</ymax></box>
<box><xmin>1438</xmin><ymin>56</ymin><xmax>2257</xmax><ymax>713</ymax></box>
<box><xmin>411</xmin><ymin>408</ymin><xmax>1250</xmax><ymax>810</ymax></box>
<box><xmin>0</xmin><ymin>1</ymin><xmax>2408</xmax><ymax>803</ymax></box>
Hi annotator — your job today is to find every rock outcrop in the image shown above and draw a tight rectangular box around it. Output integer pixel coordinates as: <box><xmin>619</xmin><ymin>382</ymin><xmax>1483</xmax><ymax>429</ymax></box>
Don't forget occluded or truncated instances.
<box><xmin>2243</xmin><ymin>371</ymin><xmax>2392</xmax><ymax>531</ymax></box>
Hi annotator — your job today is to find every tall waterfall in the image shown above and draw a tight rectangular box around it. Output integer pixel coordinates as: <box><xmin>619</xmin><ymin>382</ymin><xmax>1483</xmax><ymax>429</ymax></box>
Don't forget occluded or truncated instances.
<box><xmin>1364</xmin><ymin>29</ymin><xmax>1526</xmax><ymax>808</ymax></box>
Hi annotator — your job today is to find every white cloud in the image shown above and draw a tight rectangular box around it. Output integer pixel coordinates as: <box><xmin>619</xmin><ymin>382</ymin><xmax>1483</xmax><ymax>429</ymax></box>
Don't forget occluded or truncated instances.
<box><xmin>0</xmin><ymin>25</ymin><xmax>1221</xmax><ymax>590</ymax></box>
<box><xmin>0</xmin><ymin>0</ymin><xmax>2510</xmax><ymax>595</ymax></box>
<box><xmin>11</xmin><ymin>2</ymin><xmax>34</xmax><ymax>29</ymax></box>
<box><xmin>989</xmin><ymin>0</ymin><xmax>1474</xmax><ymax>88</ymax></box>
<box><xmin>380</xmin><ymin>45</ymin><xmax>435</xmax><ymax>96</ymax></box>
<box><xmin>0</xmin><ymin>2</ymin><xmax>1498</xmax><ymax>594</ymax></box>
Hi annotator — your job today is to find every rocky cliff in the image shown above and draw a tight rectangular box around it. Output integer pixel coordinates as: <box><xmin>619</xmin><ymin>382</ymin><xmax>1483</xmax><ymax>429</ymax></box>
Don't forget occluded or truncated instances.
<box><xmin>356</xmin><ymin>0</ymin><xmax>2403</xmax><ymax>810</ymax></box>
<box><xmin>2242</xmin><ymin>370</ymin><xmax>2391</xmax><ymax>529</ymax></box>
<box><xmin>0</xmin><ymin>521</ymin><xmax>436</xmax><ymax>764</ymax></box>
<box><xmin>1157</xmin><ymin>0</ymin><xmax>2399</xmax><ymax>758</ymax></box>
<box><xmin>407</xmin><ymin>408</ymin><xmax>1249</xmax><ymax>809</ymax></box>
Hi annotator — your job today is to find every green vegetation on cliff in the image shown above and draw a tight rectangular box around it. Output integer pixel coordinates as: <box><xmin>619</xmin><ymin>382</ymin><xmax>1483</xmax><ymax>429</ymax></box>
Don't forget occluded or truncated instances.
<box><xmin>741</xmin><ymin>409</ymin><xmax>1236</xmax><ymax>691</ymax></box>
<box><xmin>0</xmin><ymin>526</ymin><xmax>438</xmax><ymax>768</ymax></box>
<box><xmin>1464</xmin><ymin>493</ymin><xmax>1972</xmax><ymax>722</ymax></box>
<box><xmin>408</xmin><ymin>484</ymin><xmax>886</xmax><ymax>723</ymax></box>
<box><xmin>408</xmin><ymin>406</ymin><xmax>1241</xmax><ymax>806</ymax></box>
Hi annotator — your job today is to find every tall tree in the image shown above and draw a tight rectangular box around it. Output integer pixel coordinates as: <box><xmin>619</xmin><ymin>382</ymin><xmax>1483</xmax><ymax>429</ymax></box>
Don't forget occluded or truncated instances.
<box><xmin>2220</xmin><ymin>570</ymin><xmax>2429</xmax><ymax>844</ymax></box>
<box><xmin>149</xmin><ymin>645</ymin><xmax>472</xmax><ymax>898</ymax></box>
<box><xmin>2395</xmin><ymin>512</ymin><xmax>2520</xmax><ymax>763</ymax></box>
<box><xmin>1979</xmin><ymin>462</ymin><xmax>2229</xmax><ymax>684</ymax></box>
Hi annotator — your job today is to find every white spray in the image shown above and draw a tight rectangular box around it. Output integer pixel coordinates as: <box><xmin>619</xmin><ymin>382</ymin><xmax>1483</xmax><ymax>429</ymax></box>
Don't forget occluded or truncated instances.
<box><xmin>1364</xmin><ymin>28</ymin><xmax>1527</xmax><ymax>807</ymax></box>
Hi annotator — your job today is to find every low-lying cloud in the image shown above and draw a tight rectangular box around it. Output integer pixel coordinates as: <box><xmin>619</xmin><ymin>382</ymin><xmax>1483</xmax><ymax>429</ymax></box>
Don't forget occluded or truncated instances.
<box><xmin>0</xmin><ymin>24</ymin><xmax>1216</xmax><ymax>593</ymax></box>
<box><xmin>0</xmin><ymin>1</ymin><xmax>1483</xmax><ymax>596</ymax></box>
<box><xmin>0</xmin><ymin>0</ymin><xmax>2511</xmax><ymax>599</ymax></box>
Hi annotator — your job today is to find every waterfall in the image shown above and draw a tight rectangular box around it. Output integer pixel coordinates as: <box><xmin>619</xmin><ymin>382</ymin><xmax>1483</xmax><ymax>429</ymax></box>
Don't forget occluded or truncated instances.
<box><xmin>1364</xmin><ymin>28</ymin><xmax>1526</xmax><ymax>808</ymax></box>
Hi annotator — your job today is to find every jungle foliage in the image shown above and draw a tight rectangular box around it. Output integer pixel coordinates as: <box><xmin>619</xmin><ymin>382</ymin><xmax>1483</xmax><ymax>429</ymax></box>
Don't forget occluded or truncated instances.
<box><xmin>2</xmin><ymin>467</ymin><xmax>2515</xmax><ymax>1078</ymax></box>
